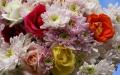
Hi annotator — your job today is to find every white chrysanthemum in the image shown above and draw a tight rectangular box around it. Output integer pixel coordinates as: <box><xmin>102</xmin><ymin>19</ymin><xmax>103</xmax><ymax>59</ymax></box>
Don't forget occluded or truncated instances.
<box><xmin>112</xmin><ymin>23</ymin><xmax>120</xmax><ymax>42</ymax></box>
<box><xmin>2</xmin><ymin>0</ymin><xmax>22</xmax><ymax>22</ymax></box>
<box><xmin>10</xmin><ymin>33</ymin><xmax>31</xmax><ymax>56</ymax></box>
<box><xmin>2</xmin><ymin>0</ymin><xmax>33</xmax><ymax>22</ymax></box>
<box><xmin>95</xmin><ymin>60</ymin><xmax>115</xmax><ymax>75</ymax></box>
<box><xmin>81</xmin><ymin>0</ymin><xmax>102</xmax><ymax>14</ymax></box>
<box><xmin>64</xmin><ymin>0</ymin><xmax>81</xmax><ymax>16</ymax></box>
<box><xmin>41</xmin><ymin>4</ymin><xmax>70</xmax><ymax>29</ymax></box>
<box><xmin>77</xmin><ymin>60</ymin><xmax>114</xmax><ymax>75</ymax></box>
<box><xmin>35</xmin><ymin>0</ymin><xmax>52</xmax><ymax>4</ymax></box>
<box><xmin>0</xmin><ymin>33</ymin><xmax>31</xmax><ymax>70</ymax></box>
<box><xmin>0</xmin><ymin>48</ymin><xmax>18</xmax><ymax>70</ymax></box>
<box><xmin>19</xmin><ymin>4</ymin><xmax>33</xmax><ymax>18</ymax></box>
<box><xmin>64</xmin><ymin>0</ymin><xmax>102</xmax><ymax>16</ymax></box>
<box><xmin>104</xmin><ymin>4</ymin><xmax>120</xmax><ymax>42</ymax></box>
<box><xmin>78</xmin><ymin>62</ymin><xmax>96</xmax><ymax>75</ymax></box>
<box><xmin>104</xmin><ymin>4</ymin><xmax>120</xmax><ymax>23</ymax></box>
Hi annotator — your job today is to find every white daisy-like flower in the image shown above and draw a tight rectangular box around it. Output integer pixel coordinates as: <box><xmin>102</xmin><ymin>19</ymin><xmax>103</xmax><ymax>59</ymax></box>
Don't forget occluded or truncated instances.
<box><xmin>105</xmin><ymin>4</ymin><xmax>120</xmax><ymax>42</ymax></box>
<box><xmin>19</xmin><ymin>3</ymin><xmax>33</xmax><ymax>18</ymax></box>
<box><xmin>64</xmin><ymin>0</ymin><xmax>102</xmax><ymax>16</ymax></box>
<box><xmin>34</xmin><ymin>0</ymin><xmax>52</xmax><ymax>4</ymax></box>
<box><xmin>104</xmin><ymin>4</ymin><xmax>120</xmax><ymax>24</ymax></box>
<box><xmin>81</xmin><ymin>0</ymin><xmax>102</xmax><ymax>14</ymax></box>
<box><xmin>78</xmin><ymin>62</ymin><xmax>96</xmax><ymax>75</ymax></box>
<box><xmin>9</xmin><ymin>33</ymin><xmax>31</xmax><ymax>56</ymax></box>
<box><xmin>0</xmin><ymin>48</ymin><xmax>18</xmax><ymax>70</ymax></box>
<box><xmin>95</xmin><ymin>59</ymin><xmax>115</xmax><ymax>75</ymax></box>
<box><xmin>112</xmin><ymin>23</ymin><xmax>120</xmax><ymax>43</ymax></box>
<box><xmin>104</xmin><ymin>4</ymin><xmax>120</xmax><ymax>41</ymax></box>
<box><xmin>2</xmin><ymin>0</ymin><xmax>34</xmax><ymax>23</ymax></box>
<box><xmin>77</xmin><ymin>59</ymin><xmax>114</xmax><ymax>75</ymax></box>
<box><xmin>41</xmin><ymin>4</ymin><xmax>70</xmax><ymax>29</ymax></box>
<box><xmin>64</xmin><ymin>0</ymin><xmax>83</xmax><ymax>16</ymax></box>
<box><xmin>2</xmin><ymin>0</ymin><xmax>23</xmax><ymax>22</ymax></box>
<box><xmin>0</xmin><ymin>33</ymin><xmax>31</xmax><ymax>71</ymax></box>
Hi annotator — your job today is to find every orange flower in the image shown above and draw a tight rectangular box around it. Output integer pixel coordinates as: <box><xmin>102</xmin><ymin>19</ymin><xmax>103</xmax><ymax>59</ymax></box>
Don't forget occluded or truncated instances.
<box><xmin>87</xmin><ymin>13</ymin><xmax>115</xmax><ymax>42</ymax></box>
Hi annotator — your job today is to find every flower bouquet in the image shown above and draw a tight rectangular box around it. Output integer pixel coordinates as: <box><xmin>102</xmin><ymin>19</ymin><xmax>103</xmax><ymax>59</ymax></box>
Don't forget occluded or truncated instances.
<box><xmin>0</xmin><ymin>0</ymin><xmax>120</xmax><ymax>75</ymax></box>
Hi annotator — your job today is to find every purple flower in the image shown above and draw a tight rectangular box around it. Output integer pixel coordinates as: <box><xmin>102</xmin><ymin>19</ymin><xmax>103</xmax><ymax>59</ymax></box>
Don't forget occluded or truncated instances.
<box><xmin>67</xmin><ymin>16</ymin><xmax>88</xmax><ymax>34</ymax></box>
<box><xmin>43</xmin><ymin>15</ymin><xmax>96</xmax><ymax>52</ymax></box>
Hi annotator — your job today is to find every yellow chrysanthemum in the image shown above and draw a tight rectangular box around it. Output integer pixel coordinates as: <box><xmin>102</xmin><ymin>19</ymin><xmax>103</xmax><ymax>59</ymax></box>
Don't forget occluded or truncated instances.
<box><xmin>52</xmin><ymin>46</ymin><xmax>75</xmax><ymax>75</ymax></box>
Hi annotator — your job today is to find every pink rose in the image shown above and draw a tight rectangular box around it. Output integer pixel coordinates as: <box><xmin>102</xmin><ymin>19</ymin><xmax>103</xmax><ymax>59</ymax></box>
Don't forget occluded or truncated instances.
<box><xmin>23</xmin><ymin>44</ymin><xmax>48</xmax><ymax>75</ymax></box>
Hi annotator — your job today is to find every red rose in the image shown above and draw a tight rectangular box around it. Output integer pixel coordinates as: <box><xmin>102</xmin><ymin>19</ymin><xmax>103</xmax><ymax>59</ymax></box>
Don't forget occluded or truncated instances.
<box><xmin>24</xmin><ymin>4</ymin><xmax>46</xmax><ymax>37</ymax></box>
<box><xmin>87</xmin><ymin>13</ymin><xmax>115</xmax><ymax>42</ymax></box>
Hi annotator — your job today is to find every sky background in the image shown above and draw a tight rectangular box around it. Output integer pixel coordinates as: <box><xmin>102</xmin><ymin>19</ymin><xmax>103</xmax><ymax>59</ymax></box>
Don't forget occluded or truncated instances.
<box><xmin>98</xmin><ymin>0</ymin><xmax>120</xmax><ymax>75</ymax></box>
<box><xmin>99</xmin><ymin>0</ymin><xmax>120</xmax><ymax>8</ymax></box>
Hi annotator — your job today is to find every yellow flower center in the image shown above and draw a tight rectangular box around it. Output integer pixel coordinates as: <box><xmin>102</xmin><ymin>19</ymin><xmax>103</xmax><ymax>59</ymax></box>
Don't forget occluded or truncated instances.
<box><xmin>69</xmin><ymin>4</ymin><xmax>79</xmax><ymax>13</ymax></box>
<box><xmin>59</xmin><ymin>33</ymin><xmax>69</xmax><ymax>39</ymax></box>
<box><xmin>116</xmin><ymin>16</ymin><xmax>120</xmax><ymax>23</ymax></box>
<box><xmin>0</xmin><ymin>0</ymin><xmax>6</xmax><ymax>7</ymax></box>
<box><xmin>51</xmin><ymin>15</ymin><xmax>60</xmax><ymax>22</ymax></box>
<box><xmin>86</xmin><ymin>66</ymin><xmax>96</xmax><ymax>74</ymax></box>
<box><xmin>117</xmin><ymin>45</ymin><xmax>120</xmax><ymax>52</ymax></box>
<box><xmin>5</xmin><ymin>49</ymin><xmax>14</xmax><ymax>58</ymax></box>
<box><xmin>80</xmin><ymin>65</ymin><xmax>96</xmax><ymax>75</ymax></box>
<box><xmin>68</xmin><ymin>19</ymin><xmax>76</xmax><ymax>27</ymax></box>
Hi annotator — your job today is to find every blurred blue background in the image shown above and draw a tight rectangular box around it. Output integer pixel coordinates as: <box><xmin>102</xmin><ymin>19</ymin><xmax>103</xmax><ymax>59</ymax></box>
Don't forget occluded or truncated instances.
<box><xmin>99</xmin><ymin>0</ymin><xmax>120</xmax><ymax>75</ymax></box>
<box><xmin>99</xmin><ymin>0</ymin><xmax>120</xmax><ymax>8</ymax></box>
